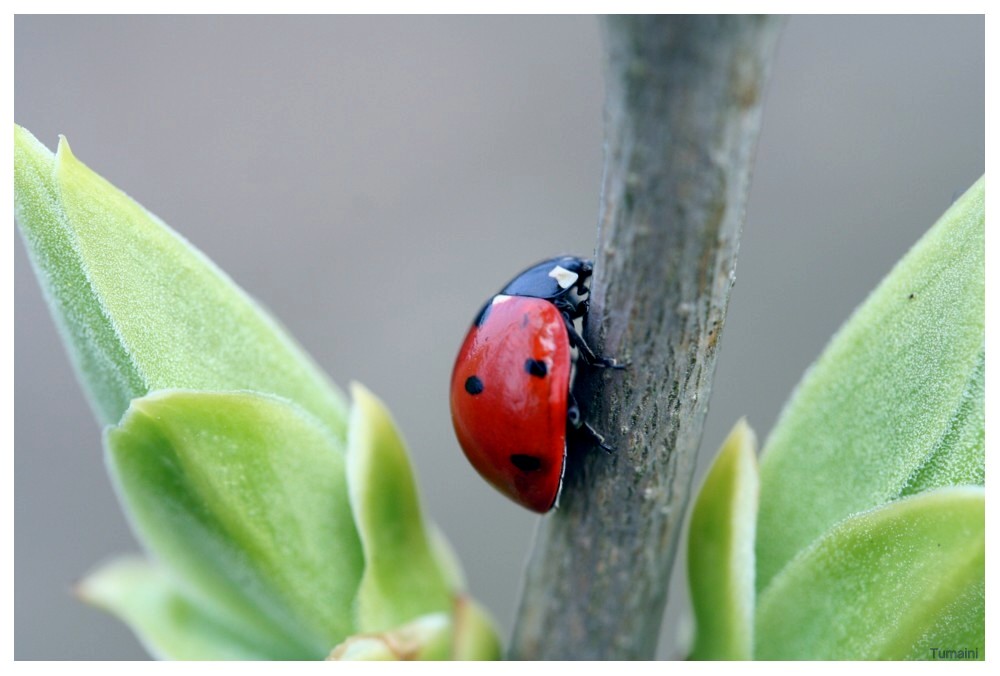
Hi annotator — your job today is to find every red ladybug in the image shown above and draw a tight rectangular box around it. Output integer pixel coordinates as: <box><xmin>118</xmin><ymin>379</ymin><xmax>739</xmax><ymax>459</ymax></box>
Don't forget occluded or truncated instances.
<box><xmin>450</xmin><ymin>256</ymin><xmax>620</xmax><ymax>513</ymax></box>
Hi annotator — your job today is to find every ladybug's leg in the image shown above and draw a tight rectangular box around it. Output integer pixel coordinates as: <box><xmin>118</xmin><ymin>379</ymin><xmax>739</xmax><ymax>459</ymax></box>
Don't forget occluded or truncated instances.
<box><xmin>581</xmin><ymin>421</ymin><xmax>615</xmax><ymax>454</ymax></box>
<box><xmin>560</xmin><ymin>311</ymin><xmax>625</xmax><ymax>369</ymax></box>
<box><xmin>566</xmin><ymin>392</ymin><xmax>614</xmax><ymax>454</ymax></box>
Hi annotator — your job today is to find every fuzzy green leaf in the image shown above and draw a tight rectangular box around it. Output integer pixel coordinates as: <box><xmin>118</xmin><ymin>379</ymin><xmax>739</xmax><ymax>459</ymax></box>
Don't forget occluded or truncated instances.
<box><xmin>77</xmin><ymin>557</ymin><xmax>281</xmax><ymax>660</ymax></box>
<box><xmin>755</xmin><ymin>487</ymin><xmax>984</xmax><ymax>660</ymax></box>
<box><xmin>688</xmin><ymin>419</ymin><xmax>759</xmax><ymax>660</ymax></box>
<box><xmin>14</xmin><ymin>125</ymin><xmax>143</xmax><ymax>420</ymax></box>
<box><xmin>105</xmin><ymin>390</ymin><xmax>364</xmax><ymax>659</ymax></box>
<box><xmin>346</xmin><ymin>383</ymin><xmax>454</xmax><ymax>634</ymax></box>
<box><xmin>899</xmin><ymin>349</ymin><xmax>984</xmax><ymax>496</ymax></box>
<box><xmin>14</xmin><ymin>125</ymin><xmax>346</xmax><ymax>434</ymax></box>
<box><xmin>756</xmin><ymin>177</ymin><xmax>985</xmax><ymax>591</ymax></box>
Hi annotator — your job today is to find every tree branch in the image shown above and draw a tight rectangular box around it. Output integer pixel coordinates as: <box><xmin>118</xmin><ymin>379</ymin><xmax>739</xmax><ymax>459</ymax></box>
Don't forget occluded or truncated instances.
<box><xmin>509</xmin><ymin>15</ymin><xmax>782</xmax><ymax>660</ymax></box>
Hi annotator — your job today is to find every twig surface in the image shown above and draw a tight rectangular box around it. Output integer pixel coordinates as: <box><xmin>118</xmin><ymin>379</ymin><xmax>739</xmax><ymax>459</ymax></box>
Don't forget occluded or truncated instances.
<box><xmin>509</xmin><ymin>15</ymin><xmax>781</xmax><ymax>660</ymax></box>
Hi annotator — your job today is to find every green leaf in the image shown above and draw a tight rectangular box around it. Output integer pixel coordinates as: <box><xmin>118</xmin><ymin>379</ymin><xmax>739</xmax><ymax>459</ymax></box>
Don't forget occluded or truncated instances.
<box><xmin>755</xmin><ymin>177</ymin><xmax>985</xmax><ymax>591</ymax></box>
<box><xmin>427</xmin><ymin>522</ymin><xmax>468</xmax><ymax>592</ymax></box>
<box><xmin>16</xmin><ymin>123</ymin><xmax>496</xmax><ymax>661</ymax></box>
<box><xmin>14</xmin><ymin>125</ymin><xmax>346</xmax><ymax>434</ymax></box>
<box><xmin>105</xmin><ymin>389</ymin><xmax>364</xmax><ymax>659</ymax></box>
<box><xmin>329</xmin><ymin>613</ymin><xmax>453</xmax><ymax>661</ymax></box>
<box><xmin>754</xmin><ymin>487</ymin><xmax>984</xmax><ymax>660</ymax></box>
<box><xmin>346</xmin><ymin>383</ymin><xmax>454</xmax><ymax>633</ymax></box>
<box><xmin>77</xmin><ymin>557</ymin><xmax>282</xmax><ymax>660</ymax></box>
<box><xmin>899</xmin><ymin>349</ymin><xmax>984</xmax><ymax>496</ymax></box>
<box><xmin>328</xmin><ymin>598</ymin><xmax>502</xmax><ymax>661</ymax></box>
<box><xmin>14</xmin><ymin>125</ymin><xmax>144</xmax><ymax>420</ymax></box>
<box><xmin>688</xmin><ymin>419</ymin><xmax>759</xmax><ymax>660</ymax></box>
<box><xmin>451</xmin><ymin>595</ymin><xmax>503</xmax><ymax>661</ymax></box>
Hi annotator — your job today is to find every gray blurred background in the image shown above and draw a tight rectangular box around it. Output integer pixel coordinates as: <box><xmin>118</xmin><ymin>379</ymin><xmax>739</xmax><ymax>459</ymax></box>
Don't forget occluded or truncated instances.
<box><xmin>14</xmin><ymin>15</ymin><xmax>984</xmax><ymax>660</ymax></box>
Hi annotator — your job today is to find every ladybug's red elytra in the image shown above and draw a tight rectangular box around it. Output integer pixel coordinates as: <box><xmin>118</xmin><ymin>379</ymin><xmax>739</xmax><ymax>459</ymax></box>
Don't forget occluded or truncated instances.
<box><xmin>449</xmin><ymin>256</ymin><xmax>621</xmax><ymax>513</ymax></box>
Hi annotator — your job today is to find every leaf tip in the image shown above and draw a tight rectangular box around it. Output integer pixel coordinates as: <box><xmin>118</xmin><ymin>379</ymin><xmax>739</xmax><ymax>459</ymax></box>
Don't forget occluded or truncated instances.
<box><xmin>14</xmin><ymin>123</ymin><xmax>56</xmax><ymax>185</ymax></box>
<box><xmin>347</xmin><ymin>381</ymin><xmax>396</xmax><ymax>444</ymax></box>
<box><xmin>722</xmin><ymin>416</ymin><xmax>759</xmax><ymax>467</ymax></box>
<box><xmin>348</xmin><ymin>380</ymin><xmax>380</xmax><ymax>413</ymax></box>
<box><xmin>74</xmin><ymin>555</ymin><xmax>145</xmax><ymax>609</ymax></box>
<box><xmin>687</xmin><ymin>417</ymin><xmax>760</xmax><ymax>660</ymax></box>
<box><xmin>54</xmin><ymin>132</ymin><xmax>82</xmax><ymax>173</ymax></box>
<box><xmin>14</xmin><ymin>122</ymin><xmax>41</xmax><ymax>151</ymax></box>
<box><xmin>348</xmin><ymin>379</ymin><xmax>367</xmax><ymax>402</ymax></box>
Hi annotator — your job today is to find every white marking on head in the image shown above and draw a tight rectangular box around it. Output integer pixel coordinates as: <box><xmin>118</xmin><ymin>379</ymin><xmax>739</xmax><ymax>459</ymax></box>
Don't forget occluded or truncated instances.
<box><xmin>491</xmin><ymin>294</ymin><xmax>514</xmax><ymax>305</ymax></box>
<box><xmin>548</xmin><ymin>265</ymin><xmax>579</xmax><ymax>290</ymax></box>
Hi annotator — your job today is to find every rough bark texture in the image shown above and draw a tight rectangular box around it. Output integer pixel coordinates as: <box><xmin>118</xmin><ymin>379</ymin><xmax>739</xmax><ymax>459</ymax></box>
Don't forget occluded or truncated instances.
<box><xmin>509</xmin><ymin>16</ymin><xmax>782</xmax><ymax>660</ymax></box>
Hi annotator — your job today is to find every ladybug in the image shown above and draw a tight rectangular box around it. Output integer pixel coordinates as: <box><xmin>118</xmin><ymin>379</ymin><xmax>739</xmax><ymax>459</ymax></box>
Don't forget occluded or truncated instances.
<box><xmin>449</xmin><ymin>256</ymin><xmax>621</xmax><ymax>513</ymax></box>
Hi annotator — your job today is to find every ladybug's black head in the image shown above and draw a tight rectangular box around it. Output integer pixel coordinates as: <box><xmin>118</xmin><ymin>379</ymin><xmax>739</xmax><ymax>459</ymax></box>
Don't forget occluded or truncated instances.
<box><xmin>500</xmin><ymin>256</ymin><xmax>594</xmax><ymax>317</ymax></box>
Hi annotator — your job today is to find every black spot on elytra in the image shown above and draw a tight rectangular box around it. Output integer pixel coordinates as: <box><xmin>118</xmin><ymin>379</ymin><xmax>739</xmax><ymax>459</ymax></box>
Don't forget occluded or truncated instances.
<box><xmin>525</xmin><ymin>359</ymin><xmax>547</xmax><ymax>378</ymax></box>
<box><xmin>510</xmin><ymin>454</ymin><xmax>542</xmax><ymax>472</ymax></box>
<box><xmin>464</xmin><ymin>375</ymin><xmax>484</xmax><ymax>395</ymax></box>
